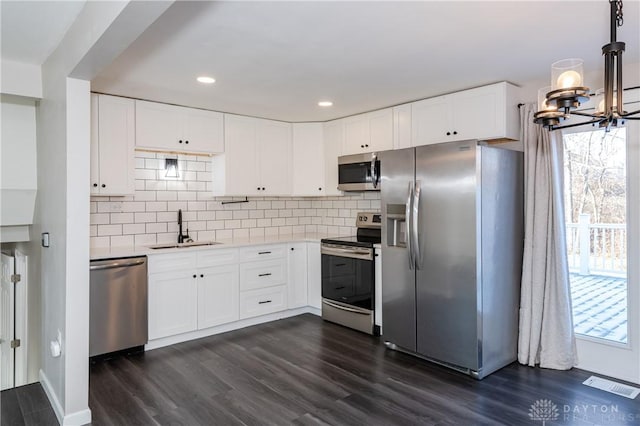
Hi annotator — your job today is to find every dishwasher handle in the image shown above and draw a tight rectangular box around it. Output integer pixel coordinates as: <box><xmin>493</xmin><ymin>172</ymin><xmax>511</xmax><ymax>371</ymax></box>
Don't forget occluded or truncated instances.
<box><xmin>90</xmin><ymin>258</ymin><xmax>146</xmax><ymax>271</ymax></box>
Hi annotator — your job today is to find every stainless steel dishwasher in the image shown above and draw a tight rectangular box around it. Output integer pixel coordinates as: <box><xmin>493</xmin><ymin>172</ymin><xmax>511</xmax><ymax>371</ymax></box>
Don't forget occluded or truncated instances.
<box><xmin>89</xmin><ymin>256</ymin><xmax>148</xmax><ymax>357</ymax></box>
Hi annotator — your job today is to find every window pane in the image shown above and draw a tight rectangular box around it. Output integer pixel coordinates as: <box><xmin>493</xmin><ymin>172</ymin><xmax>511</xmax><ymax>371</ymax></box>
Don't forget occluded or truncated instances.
<box><xmin>563</xmin><ymin>128</ymin><xmax>627</xmax><ymax>343</ymax></box>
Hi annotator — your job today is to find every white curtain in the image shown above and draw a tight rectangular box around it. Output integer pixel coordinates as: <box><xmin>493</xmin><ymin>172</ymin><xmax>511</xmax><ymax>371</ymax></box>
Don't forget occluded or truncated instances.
<box><xmin>518</xmin><ymin>103</ymin><xmax>577</xmax><ymax>370</ymax></box>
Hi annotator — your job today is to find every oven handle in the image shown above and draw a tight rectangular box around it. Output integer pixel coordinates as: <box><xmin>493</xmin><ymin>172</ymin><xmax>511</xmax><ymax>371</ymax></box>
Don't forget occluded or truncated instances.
<box><xmin>321</xmin><ymin>245</ymin><xmax>373</xmax><ymax>260</ymax></box>
<box><xmin>323</xmin><ymin>299</ymin><xmax>372</xmax><ymax>316</ymax></box>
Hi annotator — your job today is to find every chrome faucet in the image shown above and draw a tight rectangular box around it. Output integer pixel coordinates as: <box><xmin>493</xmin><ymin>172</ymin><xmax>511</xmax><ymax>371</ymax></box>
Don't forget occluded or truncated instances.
<box><xmin>177</xmin><ymin>209</ymin><xmax>190</xmax><ymax>243</ymax></box>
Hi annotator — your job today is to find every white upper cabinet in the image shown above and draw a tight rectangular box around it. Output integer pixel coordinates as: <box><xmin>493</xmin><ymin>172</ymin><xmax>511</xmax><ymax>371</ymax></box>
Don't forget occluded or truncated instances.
<box><xmin>135</xmin><ymin>100</ymin><xmax>224</xmax><ymax>154</ymax></box>
<box><xmin>322</xmin><ymin>120</ymin><xmax>344</xmax><ymax>196</ymax></box>
<box><xmin>291</xmin><ymin>123</ymin><xmax>325</xmax><ymax>196</ymax></box>
<box><xmin>412</xmin><ymin>82</ymin><xmax>519</xmax><ymax>146</ymax></box>
<box><xmin>342</xmin><ymin>108</ymin><xmax>393</xmax><ymax>155</ymax></box>
<box><xmin>90</xmin><ymin>94</ymin><xmax>135</xmax><ymax>196</ymax></box>
<box><xmin>212</xmin><ymin>115</ymin><xmax>291</xmax><ymax>196</ymax></box>
<box><xmin>393</xmin><ymin>104</ymin><xmax>412</xmax><ymax>150</ymax></box>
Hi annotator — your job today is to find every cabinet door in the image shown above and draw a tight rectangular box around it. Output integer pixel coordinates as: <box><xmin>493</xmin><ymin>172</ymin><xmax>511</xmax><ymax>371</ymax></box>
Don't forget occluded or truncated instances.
<box><xmin>287</xmin><ymin>243</ymin><xmax>308</xmax><ymax>309</ymax></box>
<box><xmin>148</xmin><ymin>271</ymin><xmax>197</xmax><ymax>340</ymax></box>
<box><xmin>306</xmin><ymin>242</ymin><xmax>322</xmax><ymax>310</ymax></box>
<box><xmin>197</xmin><ymin>264</ymin><xmax>239</xmax><ymax>329</ymax></box>
<box><xmin>343</xmin><ymin>114</ymin><xmax>370</xmax><ymax>155</ymax></box>
<box><xmin>97</xmin><ymin>95</ymin><xmax>135</xmax><ymax>195</ymax></box>
<box><xmin>393</xmin><ymin>104</ymin><xmax>412</xmax><ymax>149</ymax></box>
<box><xmin>221</xmin><ymin>114</ymin><xmax>260</xmax><ymax>195</ymax></box>
<box><xmin>240</xmin><ymin>259</ymin><xmax>287</xmax><ymax>291</ymax></box>
<box><xmin>257</xmin><ymin>119</ymin><xmax>291</xmax><ymax>195</ymax></box>
<box><xmin>451</xmin><ymin>84</ymin><xmax>503</xmax><ymax>141</ymax></box>
<box><xmin>322</xmin><ymin>120</ymin><xmax>344</xmax><ymax>196</ymax></box>
<box><xmin>368</xmin><ymin>108</ymin><xmax>393</xmax><ymax>152</ymax></box>
<box><xmin>135</xmin><ymin>100</ymin><xmax>184</xmax><ymax>151</ymax></box>
<box><xmin>291</xmin><ymin>123</ymin><xmax>325</xmax><ymax>196</ymax></box>
<box><xmin>90</xmin><ymin>94</ymin><xmax>100</xmax><ymax>194</ymax></box>
<box><xmin>411</xmin><ymin>96</ymin><xmax>452</xmax><ymax>146</ymax></box>
<box><xmin>184</xmin><ymin>108</ymin><xmax>224</xmax><ymax>153</ymax></box>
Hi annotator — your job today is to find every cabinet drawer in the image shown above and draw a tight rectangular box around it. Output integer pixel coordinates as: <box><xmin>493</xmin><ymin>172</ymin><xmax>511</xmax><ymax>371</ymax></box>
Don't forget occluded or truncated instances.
<box><xmin>240</xmin><ymin>259</ymin><xmax>286</xmax><ymax>291</ymax></box>
<box><xmin>239</xmin><ymin>285</ymin><xmax>287</xmax><ymax>319</ymax></box>
<box><xmin>197</xmin><ymin>248</ymin><xmax>239</xmax><ymax>268</ymax></box>
<box><xmin>239</xmin><ymin>244</ymin><xmax>286</xmax><ymax>262</ymax></box>
<box><xmin>148</xmin><ymin>252</ymin><xmax>197</xmax><ymax>274</ymax></box>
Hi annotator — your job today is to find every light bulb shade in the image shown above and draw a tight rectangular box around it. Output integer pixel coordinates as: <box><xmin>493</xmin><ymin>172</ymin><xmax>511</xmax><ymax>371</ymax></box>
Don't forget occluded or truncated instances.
<box><xmin>551</xmin><ymin>58</ymin><xmax>584</xmax><ymax>91</ymax></box>
<box><xmin>165</xmin><ymin>158</ymin><xmax>179</xmax><ymax>178</ymax></box>
<box><xmin>538</xmin><ymin>86</ymin><xmax>556</xmax><ymax>112</ymax></box>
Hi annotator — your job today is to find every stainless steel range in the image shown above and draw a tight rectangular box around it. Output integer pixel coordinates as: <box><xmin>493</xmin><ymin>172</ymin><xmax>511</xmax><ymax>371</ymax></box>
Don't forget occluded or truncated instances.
<box><xmin>320</xmin><ymin>212</ymin><xmax>381</xmax><ymax>335</ymax></box>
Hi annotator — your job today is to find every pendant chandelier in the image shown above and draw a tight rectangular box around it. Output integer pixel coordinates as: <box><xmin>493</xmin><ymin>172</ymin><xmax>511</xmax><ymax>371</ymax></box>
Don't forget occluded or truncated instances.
<box><xmin>534</xmin><ymin>0</ymin><xmax>639</xmax><ymax>131</ymax></box>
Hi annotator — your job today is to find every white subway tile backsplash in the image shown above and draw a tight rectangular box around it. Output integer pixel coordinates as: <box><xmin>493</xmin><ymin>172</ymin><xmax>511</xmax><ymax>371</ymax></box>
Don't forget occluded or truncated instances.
<box><xmin>90</xmin><ymin>153</ymin><xmax>380</xmax><ymax>249</ymax></box>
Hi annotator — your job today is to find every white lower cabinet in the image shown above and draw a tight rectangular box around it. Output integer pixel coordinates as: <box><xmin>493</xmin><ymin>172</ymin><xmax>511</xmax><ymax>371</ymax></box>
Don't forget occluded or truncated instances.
<box><xmin>287</xmin><ymin>243</ymin><xmax>308</xmax><ymax>309</ymax></box>
<box><xmin>148</xmin><ymin>270</ymin><xmax>198</xmax><ymax>340</ymax></box>
<box><xmin>197</xmin><ymin>264</ymin><xmax>239</xmax><ymax>329</ymax></box>
<box><xmin>239</xmin><ymin>244</ymin><xmax>288</xmax><ymax>319</ymax></box>
<box><xmin>146</xmin><ymin>241</ymin><xmax>323</xmax><ymax>345</ymax></box>
<box><xmin>306</xmin><ymin>242</ymin><xmax>322</xmax><ymax>309</ymax></box>
<box><xmin>239</xmin><ymin>285</ymin><xmax>288</xmax><ymax>320</ymax></box>
<box><xmin>148</xmin><ymin>250</ymin><xmax>239</xmax><ymax>340</ymax></box>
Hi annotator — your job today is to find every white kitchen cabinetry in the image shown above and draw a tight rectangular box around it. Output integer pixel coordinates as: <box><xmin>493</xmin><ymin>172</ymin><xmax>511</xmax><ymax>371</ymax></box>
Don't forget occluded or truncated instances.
<box><xmin>291</xmin><ymin>123</ymin><xmax>326</xmax><ymax>196</ymax></box>
<box><xmin>322</xmin><ymin>120</ymin><xmax>344</xmax><ymax>196</ymax></box>
<box><xmin>306</xmin><ymin>241</ymin><xmax>322</xmax><ymax>310</ymax></box>
<box><xmin>90</xmin><ymin>94</ymin><xmax>135</xmax><ymax>195</ymax></box>
<box><xmin>212</xmin><ymin>115</ymin><xmax>291</xmax><ymax>196</ymax></box>
<box><xmin>412</xmin><ymin>82</ymin><xmax>519</xmax><ymax>146</ymax></box>
<box><xmin>239</xmin><ymin>244</ymin><xmax>288</xmax><ymax>319</ymax></box>
<box><xmin>287</xmin><ymin>243</ymin><xmax>308</xmax><ymax>309</ymax></box>
<box><xmin>342</xmin><ymin>108</ymin><xmax>393</xmax><ymax>155</ymax></box>
<box><xmin>148</xmin><ymin>249</ymin><xmax>240</xmax><ymax>340</ymax></box>
<box><xmin>393</xmin><ymin>104</ymin><xmax>412</xmax><ymax>149</ymax></box>
<box><xmin>135</xmin><ymin>100</ymin><xmax>224</xmax><ymax>154</ymax></box>
<box><xmin>148</xmin><ymin>270</ymin><xmax>198</xmax><ymax>340</ymax></box>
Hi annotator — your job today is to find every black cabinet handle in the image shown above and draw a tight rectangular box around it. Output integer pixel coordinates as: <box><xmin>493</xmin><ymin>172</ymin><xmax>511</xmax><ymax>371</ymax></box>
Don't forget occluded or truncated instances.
<box><xmin>336</xmin><ymin>263</ymin><xmax>346</xmax><ymax>267</ymax></box>
<box><xmin>93</xmin><ymin>183</ymin><xmax>98</xmax><ymax>187</ymax></box>
<box><xmin>200</xmin><ymin>274</ymin><xmax>204</xmax><ymax>278</ymax></box>
<box><xmin>257</xmin><ymin>187</ymin><xmax>261</xmax><ymax>190</ymax></box>
<box><xmin>192</xmin><ymin>274</ymin><xmax>197</xmax><ymax>278</ymax></box>
<box><xmin>335</xmin><ymin>286</ymin><xmax>346</xmax><ymax>290</ymax></box>
<box><xmin>258</xmin><ymin>300</ymin><xmax>272</xmax><ymax>304</ymax></box>
<box><xmin>446</xmin><ymin>132</ymin><xmax>451</xmax><ymax>136</ymax></box>
<box><xmin>258</xmin><ymin>251</ymin><xmax>271</xmax><ymax>255</ymax></box>
<box><xmin>261</xmin><ymin>187</ymin><xmax>265</xmax><ymax>190</ymax></box>
<box><xmin>101</xmin><ymin>184</ymin><xmax>106</xmax><ymax>188</ymax></box>
<box><xmin>360</xmin><ymin>144</ymin><xmax>364</xmax><ymax>148</ymax></box>
<box><xmin>365</xmin><ymin>144</ymin><xmax>369</xmax><ymax>147</ymax></box>
<box><xmin>185</xmin><ymin>140</ymin><xmax>189</xmax><ymax>144</ymax></box>
<box><xmin>290</xmin><ymin>247</ymin><xmax>294</xmax><ymax>251</ymax></box>
<box><xmin>258</xmin><ymin>273</ymin><xmax>272</xmax><ymax>277</ymax></box>
<box><xmin>453</xmin><ymin>131</ymin><xmax>458</xmax><ymax>135</ymax></box>
<box><xmin>318</xmin><ymin>187</ymin><xmax>322</xmax><ymax>191</ymax></box>
<box><xmin>179</xmin><ymin>140</ymin><xmax>183</xmax><ymax>144</ymax></box>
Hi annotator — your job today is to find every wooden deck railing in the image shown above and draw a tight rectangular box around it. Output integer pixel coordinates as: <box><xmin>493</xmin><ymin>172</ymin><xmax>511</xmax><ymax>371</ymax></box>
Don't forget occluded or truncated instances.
<box><xmin>566</xmin><ymin>213</ymin><xmax>627</xmax><ymax>277</ymax></box>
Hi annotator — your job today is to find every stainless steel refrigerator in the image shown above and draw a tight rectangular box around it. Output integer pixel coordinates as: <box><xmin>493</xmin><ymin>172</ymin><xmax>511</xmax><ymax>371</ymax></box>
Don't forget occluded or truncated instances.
<box><xmin>380</xmin><ymin>140</ymin><xmax>523</xmax><ymax>379</ymax></box>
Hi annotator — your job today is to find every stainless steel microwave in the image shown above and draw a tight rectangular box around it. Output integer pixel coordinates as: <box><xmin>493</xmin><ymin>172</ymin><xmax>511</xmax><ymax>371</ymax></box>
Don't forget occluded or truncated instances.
<box><xmin>337</xmin><ymin>152</ymin><xmax>380</xmax><ymax>191</ymax></box>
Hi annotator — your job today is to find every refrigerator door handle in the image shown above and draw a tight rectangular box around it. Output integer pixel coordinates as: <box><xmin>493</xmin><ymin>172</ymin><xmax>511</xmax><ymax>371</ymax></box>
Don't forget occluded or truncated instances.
<box><xmin>406</xmin><ymin>182</ymin><xmax>414</xmax><ymax>270</ymax></box>
<box><xmin>413</xmin><ymin>180</ymin><xmax>422</xmax><ymax>269</ymax></box>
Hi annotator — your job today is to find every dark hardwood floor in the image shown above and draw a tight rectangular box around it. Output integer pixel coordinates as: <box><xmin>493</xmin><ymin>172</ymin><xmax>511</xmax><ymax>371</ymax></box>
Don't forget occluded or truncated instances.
<box><xmin>1</xmin><ymin>382</ymin><xmax>58</xmax><ymax>426</ymax></box>
<box><xmin>3</xmin><ymin>314</ymin><xmax>639</xmax><ymax>425</ymax></box>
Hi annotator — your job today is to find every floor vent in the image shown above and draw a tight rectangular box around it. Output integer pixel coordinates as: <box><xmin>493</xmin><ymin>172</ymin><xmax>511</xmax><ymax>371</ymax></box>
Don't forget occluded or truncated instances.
<box><xmin>583</xmin><ymin>376</ymin><xmax>640</xmax><ymax>399</ymax></box>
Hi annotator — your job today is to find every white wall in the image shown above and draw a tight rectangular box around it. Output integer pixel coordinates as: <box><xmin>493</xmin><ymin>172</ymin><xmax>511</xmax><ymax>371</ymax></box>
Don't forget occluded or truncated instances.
<box><xmin>0</xmin><ymin>60</ymin><xmax>42</xmax><ymax>99</ymax></box>
<box><xmin>34</xmin><ymin>2</ymin><xmax>174</xmax><ymax>424</ymax></box>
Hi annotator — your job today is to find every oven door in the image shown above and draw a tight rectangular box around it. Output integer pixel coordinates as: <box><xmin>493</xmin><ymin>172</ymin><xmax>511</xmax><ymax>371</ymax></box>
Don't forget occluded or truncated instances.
<box><xmin>320</xmin><ymin>244</ymin><xmax>374</xmax><ymax>310</ymax></box>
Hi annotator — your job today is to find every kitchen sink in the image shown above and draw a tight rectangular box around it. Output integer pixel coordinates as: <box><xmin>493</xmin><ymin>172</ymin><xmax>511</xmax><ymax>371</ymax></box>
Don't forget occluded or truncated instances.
<box><xmin>148</xmin><ymin>241</ymin><xmax>221</xmax><ymax>250</ymax></box>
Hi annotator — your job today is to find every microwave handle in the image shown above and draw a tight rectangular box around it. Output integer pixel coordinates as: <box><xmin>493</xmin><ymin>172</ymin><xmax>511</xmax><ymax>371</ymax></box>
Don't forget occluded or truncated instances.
<box><xmin>371</xmin><ymin>154</ymin><xmax>379</xmax><ymax>189</ymax></box>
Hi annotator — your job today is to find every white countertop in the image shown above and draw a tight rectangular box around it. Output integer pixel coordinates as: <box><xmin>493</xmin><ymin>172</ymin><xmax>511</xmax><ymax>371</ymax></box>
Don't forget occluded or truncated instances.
<box><xmin>90</xmin><ymin>232</ymin><xmax>331</xmax><ymax>260</ymax></box>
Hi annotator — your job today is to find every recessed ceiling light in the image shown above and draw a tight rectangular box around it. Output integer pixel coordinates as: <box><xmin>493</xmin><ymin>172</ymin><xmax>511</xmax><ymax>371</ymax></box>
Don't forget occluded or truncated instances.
<box><xmin>318</xmin><ymin>101</ymin><xmax>333</xmax><ymax>107</ymax></box>
<box><xmin>197</xmin><ymin>76</ymin><xmax>216</xmax><ymax>84</ymax></box>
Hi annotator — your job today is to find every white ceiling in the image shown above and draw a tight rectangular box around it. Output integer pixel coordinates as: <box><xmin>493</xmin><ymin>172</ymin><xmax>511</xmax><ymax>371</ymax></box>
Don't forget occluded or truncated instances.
<box><xmin>5</xmin><ymin>1</ymin><xmax>638</xmax><ymax>122</ymax></box>
<box><xmin>1</xmin><ymin>0</ymin><xmax>86</xmax><ymax>65</ymax></box>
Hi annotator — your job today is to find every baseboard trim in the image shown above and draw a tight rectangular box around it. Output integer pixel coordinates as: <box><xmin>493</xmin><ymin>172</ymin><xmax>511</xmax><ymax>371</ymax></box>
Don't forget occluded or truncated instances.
<box><xmin>146</xmin><ymin>306</ymin><xmax>320</xmax><ymax>351</ymax></box>
<box><xmin>39</xmin><ymin>370</ymin><xmax>92</xmax><ymax>425</ymax></box>
<box><xmin>39</xmin><ymin>370</ymin><xmax>64</xmax><ymax>425</ymax></box>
